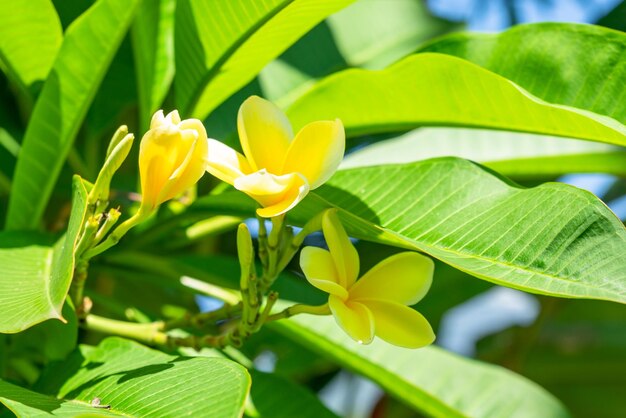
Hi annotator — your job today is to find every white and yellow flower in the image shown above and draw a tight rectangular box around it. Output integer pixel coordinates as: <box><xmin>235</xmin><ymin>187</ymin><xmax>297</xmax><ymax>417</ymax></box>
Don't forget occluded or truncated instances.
<box><xmin>205</xmin><ymin>96</ymin><xmax>345</xmax><ymax>218</ymax></box>
<box><xmin>300</xmin><ymin>210</ymin><xmax>435</xmax><ymax>348</ymax></box>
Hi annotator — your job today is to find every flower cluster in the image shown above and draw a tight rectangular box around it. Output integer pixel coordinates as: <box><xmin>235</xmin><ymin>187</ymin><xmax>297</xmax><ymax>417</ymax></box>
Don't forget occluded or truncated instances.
<box><xmin>138</xmin><ymin>96</ymin><xmax>344</xmax><ymax>218</ymax></box>
<box><xmin>131</xmin><ymin>97</ymin><xmax>434</xmax><ymax>349</ymax></box>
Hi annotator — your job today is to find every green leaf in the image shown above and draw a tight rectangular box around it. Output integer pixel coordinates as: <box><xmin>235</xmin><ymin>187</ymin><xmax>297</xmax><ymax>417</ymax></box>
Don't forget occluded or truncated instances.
<box><xmin>0</xmin><ymin>0</ymin><xmax>62</xmax><ymax>101</ymax></box>
<box><xmin>0</xmin><ymin>379</ymin><xmax>119</xmax><ymax>417</ymax></box>
<box><xmin>1</xmin><ymin>337</ymin><xmax>250</xmax><ymax>417</ymax></box>
<box><xmin>132</xmin><ymin>0</ymin><xmax>175</xmax><ymax>131</ymax></box>
<box><xmin>285</xmin><ymin>53</ymin><xmax>626</xmax><ymax>146</ymax></box>
<box><xmin>326</xmin><ymin>0</ymin><xmax>458</xmax><ymax>70</ymax></box>
<box><xmin>417</xmin><ymin>23</ymin><xmax>626</xmax><ymax>124</ymax></box>
<box><xmin>249</xmin><ymin>370</ymin><xmax>338</xmax><ymax>418</ymax></box>
<box><xmin>0</xmin><ymin>176</ymin><xmax>88</xmax><ymax>333</ymax></box>
<box><xmin>271</xmin><ymin>315</ymin><xmax>570</xmax><ymax>418</ymax></box>
<box><xmin>259</xmin><ymin>0</ymin><xmax>458</xmax><ymax>107</ymax></box>
<box><xmin>518</xmin><ymin>299</ymin><xmax>626</xmax><ymax>417</ymax></box>
<box><xmin>597</xmin><ymin>2</ymin><xmax>626</xmax><ymax>31</ymax></box>
<box><xmin>6</xmin><ymin>0</ymin><xmax>141</xmax><ymax>230</ymax></box>
<box><xmin>12</xmin><ymin>301</ymin><xmax>78</xmax><ymax>362</ymax></box>
<box><xmin>85</xmin><ymin>38</ymin><xmax>138</xmax><ymax>144</ymax></box>
<box><xmin>189</xmin><ymin>157</ymin><xmax>626</xmax><ymax>304</ymax></box>
<box><xmin>341</xmin><ymin>128</ymin><xmax>626</xmax><ymax>178</ymax></box>
<box><xmin>301</xmin><ymin>158</ymin><xmax>626</xmax><ymax>303</ymax></box>
<box><xmin>175</xmin><ymin>0</ymin><xmax>355</xmax><ymax>120</ymax></box>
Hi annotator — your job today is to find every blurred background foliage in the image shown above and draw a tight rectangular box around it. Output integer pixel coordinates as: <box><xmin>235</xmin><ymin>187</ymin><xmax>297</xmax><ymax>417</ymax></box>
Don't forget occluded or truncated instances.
<box><xmin>1</xmin><ymin>0</ymin><xmax>626</xmax><ymax>417</ymax></box>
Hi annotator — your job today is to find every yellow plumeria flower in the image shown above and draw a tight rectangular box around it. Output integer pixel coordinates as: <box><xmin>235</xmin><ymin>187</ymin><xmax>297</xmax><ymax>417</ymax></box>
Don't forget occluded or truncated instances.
<box><xmin>300</xmin><ymin>211</ymin><xmax>435</xmax><ymax>348</ymax></box>
<box><xmin>139</xmin><ymin>110</ymin><xmax>209</xmax><ymax>210</ymax></box>
<box><xmin>205</xmin><ymin>96</ymin><xmax>345</xmax><ymax>218</ymax></box>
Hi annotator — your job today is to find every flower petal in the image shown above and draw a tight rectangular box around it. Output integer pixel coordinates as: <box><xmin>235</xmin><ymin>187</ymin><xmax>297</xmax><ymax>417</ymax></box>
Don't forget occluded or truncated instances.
<box><xmin>256</xmin><ymin>180</ymin><xmax>309</xmax><ymax>218</ymax></box>
<box><xmin>164</xmin><ymin>109</ymin><xmax>182</xmax><ymax>125</ymax></box>
<box><xmin>350</xmin><ymin>252</ymin><xmax>433</xmax><ymax>305</ymax></box>
<box><xmin>205</xmin><ymin>138</ymin><xmax>252</xmax><ymax>185</ymax></box>
<box><xmin>139</xmin><ymin>127</ymin><xmax>194</xmax><ymax>208</ymax></box>
<box><xmin>364</xmin><ymin>300</ymin><xmax>435</xmax><ymax>348</ymax></box>
<box><xmin>237</xmin><ymin>96</ymin><xmax>292</xmax><ymax>173</ymax></box>
<box><xmin>281</xmin><ymin>119</ymin><xmax>345</xmax><ymax>189</ymax></box>
<box><xmin>322</xmin><ymin>210</ymin><xmax>359</xmax><ymax>288</ymax></box>
<box><xmin>150</xmin><ymin>109</ymin><xmax>166</xmax><ymax>128</ymax></box>
<box><xmin>329</xmin><ymin>295</ymin><xmax>374</xmax><ymax>345</ymax></box>
<box><xmin>300</xmin><ymin>247</ymin><xmax>347</xmax><ymax>298</ymax></box>
<box><xmin>234</xmin><ymin>171</ymin><xmax>309</xmax><ymax>218</ymax></box>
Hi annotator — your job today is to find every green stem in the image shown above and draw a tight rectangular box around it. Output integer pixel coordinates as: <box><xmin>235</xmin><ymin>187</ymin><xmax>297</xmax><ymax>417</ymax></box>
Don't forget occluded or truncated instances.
<box><xmin>83</xmin><ymin>314</ymin><xmax>167</xmax><ymax>346</ymax></box>
<box><xmin>275</xmin><ymin>211</ymin><xmax>325</xmax><ymax>273</ymax></box>
<box><xmin>168</xmin><ymin>215</ymin><xmax>242</xmax><ymax>249</ymax></box>
<box><xmin>70</xmin><ymin>262</ymin><xmax>89</xmax><ymax>314</ymax></box>
<box><xmin>179</xmin><ymin>276</ymin><xmax>241</xmax><ymax>305</ymax></box>
<box><xmin>75</xmin><ymin>216</ymin><xmax>100</xmax><ymax>259</ymax></box>
<box><xmin>257</xmin><ymin>215</ymin><xmax>269</xmax><ymax>269</ymax></box>
<box><xmin>83</xmin><ymin>209</ymin><xmax>149</xmax><ymax>259</ymax></box>
<box><xmin>252</xmin><ymin>292</ymin><xmax>278</xmax><ymax>332</ymax></box>
<box><xmin>260</xmin><ymin>214</ymin><xmax>285</xmax><ymax>290</ymax></box>
<box><xmin>265</xmin><ymin>303</ymin><xmax>330</xmax><ymax>323</ymax></box>
<box><xmin>94</xmin><ymin>208</ymin><xmax>121</xmax><ymax>244</ymax></box>
<box><xmin>163</xmin><ymin>303</ymin><xmax>242</xmax><ymax>331</ymax></box>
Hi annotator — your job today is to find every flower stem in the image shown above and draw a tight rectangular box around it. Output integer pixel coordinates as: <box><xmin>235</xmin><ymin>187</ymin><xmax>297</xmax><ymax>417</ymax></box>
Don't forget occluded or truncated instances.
<box><xmin>83</xmin><ymin>314</ymin><xmax>167</xmax><ymax>346</ymax></box>
<box><xmin>83</xmin><ymin>208</ymin><xmax>149</xmax><ymax>259</ymax></box>
<box><xmin>162</xmin><ymin>303</ymin><xmax>242</xmax><ymax>331</ymax></box>
<box><xmin>265</xmin><ymin>303</ymin><xmax>330</xmax><ymax>323</ymax></box>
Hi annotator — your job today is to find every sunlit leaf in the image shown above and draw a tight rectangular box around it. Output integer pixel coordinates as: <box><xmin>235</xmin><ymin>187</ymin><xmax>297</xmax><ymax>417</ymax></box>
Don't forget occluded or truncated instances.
<box><xmin>301</xmin><ymin>159</ymin><xmax>626</xmax><ymax>303</ymax></box>
<box><xmin>341</xmin><ymin>128</ymin><xmax>626</xmax><ymax>178</ymax></box>
<box><xmin>6</xmin><ymin>0</ymin><xmax>141</xmax><ymax>230</ymax></box>
<box><xmin>0</xmin><ymin>176</ymin><xmax>88</xmax><ymax>333</ymax></box>
<box><xmin>286</xmin><ymin>53</ymin><xmax>626</xmax><ymax>146</ymax></box>
<box><xmin>190</xmin><ymin>157</ymin><xmax>626</xmax><ymax>304</ymax></box>
<box><xmin>249</xmin><ymin>370</ymin><xmax>338</xmax><ymax>418</ymax></box>
<box><xmin>270</xmin><ymin>314</ymin><xmax>570</xmax><ymax>418</ymax></box>
<box><xmin>260</xmin><ymin>0</ymin><xmax>458</xmax><ymax>107</ymax></box>
<box><xmin>132</xmin><ymin>0</ymin><xmax>176</xmax><ymax>131</ymax></box>
<box><xmin>0</xmin><ymin>337</ymin><xmax>250</xmax><ymax>417</ymax></box>
<box><xmin>418</xmin><ymin>23</ymin><xmax>626</xmax><ymax>124</ymax></box>
<box><xmin>175</xmin><ymin>0</ymin><xmax>355</xmax><ymax>119</ymax></box>
<box><xmin>0</xmin><ymin>0</ymin><xmax>62</xmax><ymax>102</ymax></box>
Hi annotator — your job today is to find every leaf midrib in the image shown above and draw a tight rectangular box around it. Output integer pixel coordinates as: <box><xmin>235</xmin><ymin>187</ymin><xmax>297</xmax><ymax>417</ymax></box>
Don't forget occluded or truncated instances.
<box><xmin>312</xmin><ymin>192</ymin><xmax>626</xmax><ymax>303</ymax></box>
<box><xmin>185</xmin><ymin>0</ymin><xmax>295</xmax><ymax>115</ymax></box>
<box><xmin>270</xmin><ymin>320</ymin><xmax>467</xmax><ymax>418</ymax></box>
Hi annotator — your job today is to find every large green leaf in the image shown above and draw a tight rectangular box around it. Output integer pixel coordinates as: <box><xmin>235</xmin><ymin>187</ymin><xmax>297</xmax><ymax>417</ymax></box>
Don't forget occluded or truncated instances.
<box><xmin>249</xmin><ymin>370</ymin><xmax>338</xmax><ymax>418</ymax></box>
<box><xmin>0</xmin><ymin>176</ymin><xmax>88</xmax><ymax>333</ymax></box>
<box><xmin>259</xmin><ymin>0</ymin><xmax>457</xmax><ymax>107</ymax></box>
<box><xmin>175</xmin><ymin>0</ymin><xmax>354</xmax><ymax>120</ymax></box>
<box><xmin>0</xmin><ymin>380</ymin><xmax>118</xmax><ymax>417</ymax></box>
<box><xmin>417</xmin><ymin>23</ymin><xmax>626</xmax><ymax>124</ymax></box>
<box><xmin>0</xmin><ymin>0</ymin><xmax>62</xmax><ymax>101</ymax></box>
<box><xmin>285</xmin><ymin>53</ymin><xmax>626</xmax><ymax>145</ymax></box>
<box><xmin>270</xmin><ymin>315</ymin><xmax>569</xmax><ymax>418</ymax></box>
<box><xmin>1</xmin><ymin>337</ymin><xmax>250</xmax><ymax>417</ymax></box>
<box><xmin>326</xmin><ymin>0</ymin><xmax>458</xmax><ymax>69</ymax></box>
<box><xmin>132</xmin><ymin>0</ymin><xmax>175</xmax><ymax>131</ymax></box>
<box><xmin>189</xmin><ymin>157</ymin><xmax>626</xmax><ymax>303</ymax></box>
<box><xmin>302</xmin><ymin>158</ymin><xmax>626</xmax><ymax>303</ymax></box>
<box><xmin>6</xmin><ymin>0</ymin><xmax>141</xmax><ymax>230</ymax></box>
<box><xmin>341</xmin><ymin>128</ymin><xmax>626</xmax><ymax>178</ymax></box>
